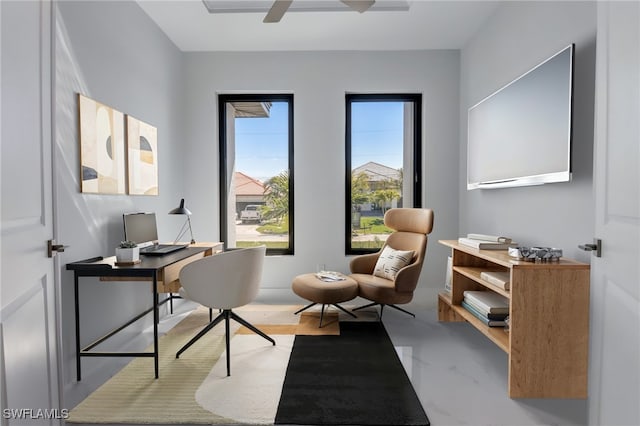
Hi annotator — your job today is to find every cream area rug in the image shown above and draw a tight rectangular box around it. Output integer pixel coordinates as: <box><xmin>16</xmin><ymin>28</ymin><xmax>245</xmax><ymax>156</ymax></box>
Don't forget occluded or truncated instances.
<box><xmin>67</xmin><ymin>304</ymin><xmax>355</xmax><ymax>425</ymax></box>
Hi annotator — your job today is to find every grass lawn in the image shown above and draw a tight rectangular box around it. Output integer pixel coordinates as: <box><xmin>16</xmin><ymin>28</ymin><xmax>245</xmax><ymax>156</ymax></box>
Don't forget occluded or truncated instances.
<box><xmin>353</xmin><ymin>216</ymin><xmax>392</xmax><ymax>235</ymax></box>
<box><xmin>257</xmin><ymin>221</ymin><xmax>288</xmax><ymax>235</ymax></box>
<box><xmin>237</xmin><ymin>241</ymin><xmax>289</xmax><ymax>249</ymax></box>
<box><xmin>235</xmin><ymin>216</ymin><xmax>388</xmax><ymax>250</ymax></box>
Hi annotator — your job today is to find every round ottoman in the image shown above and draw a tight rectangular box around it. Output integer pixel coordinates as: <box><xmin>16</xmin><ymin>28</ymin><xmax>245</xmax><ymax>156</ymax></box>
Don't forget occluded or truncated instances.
<box><xmin>292</xmin><ymin>273</ymin><xmax>358</xmax><ymax>327</ymax></box>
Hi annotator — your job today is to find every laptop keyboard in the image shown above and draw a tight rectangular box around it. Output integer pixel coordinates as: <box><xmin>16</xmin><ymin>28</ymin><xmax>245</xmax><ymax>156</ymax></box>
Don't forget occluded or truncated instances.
<box><xmin>141</xmin><ymin>244</ymin><xmax>187</xmax><ymax>255</ymax></box>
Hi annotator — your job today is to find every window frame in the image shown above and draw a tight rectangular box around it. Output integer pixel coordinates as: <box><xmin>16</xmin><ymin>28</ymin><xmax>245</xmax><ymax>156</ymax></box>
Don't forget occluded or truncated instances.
<box><xmin>345</xmin><ymin>93</ymin><xmax>422</xmax><ymax>255</ymax></box>
<box><xmin>218</xmin><ymin>93</ymin><xmax>295</xmax><ymax>256</ymax></box>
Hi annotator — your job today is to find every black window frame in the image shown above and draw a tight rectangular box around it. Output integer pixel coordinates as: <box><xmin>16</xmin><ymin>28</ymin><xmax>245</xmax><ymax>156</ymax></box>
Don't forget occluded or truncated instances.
<box><xmin>345</xmin><ymin>93</ymin><xmax>422</xmax><ymax>255</ymax></box>
<box><xmin>218</xmin><ymin>93</ymin><xmax>295</xmax><ymax>256</ymax></box>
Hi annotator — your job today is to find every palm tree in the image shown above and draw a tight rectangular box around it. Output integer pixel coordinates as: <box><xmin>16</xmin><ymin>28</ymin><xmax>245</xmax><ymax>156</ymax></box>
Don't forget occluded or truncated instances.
<box><xmin>262</xmin><ymin>171</ymin><xmax>289</xmax><ymax>223</ymax></box>
<box><xmin>373</xmin><ymin>188</ymin><xmax>400</xmax><ymax>213</ymax></box>
<box><xmin>351</xmin><ymin>171</ymin><xmax>371</xmax><ymax>208</ymax></box>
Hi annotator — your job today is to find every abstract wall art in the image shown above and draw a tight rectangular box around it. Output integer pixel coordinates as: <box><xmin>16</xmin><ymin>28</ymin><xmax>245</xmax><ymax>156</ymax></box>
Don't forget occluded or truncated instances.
<box><xmin>78</xmin><ymin>94</ymin><xmax>126</xmax><ymax>194</ymax></box>
<box><xmin>126</xmin><ymin>115</ymin><xmax>158</xmax><ymax>195</ymax></box>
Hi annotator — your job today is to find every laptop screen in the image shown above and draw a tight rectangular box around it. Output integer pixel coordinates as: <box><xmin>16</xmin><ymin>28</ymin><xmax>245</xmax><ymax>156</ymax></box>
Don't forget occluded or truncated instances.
<box><xmin>123</xmin><ymin>213</ymin><xmax>158</xmax><ymax>245</ymax></box>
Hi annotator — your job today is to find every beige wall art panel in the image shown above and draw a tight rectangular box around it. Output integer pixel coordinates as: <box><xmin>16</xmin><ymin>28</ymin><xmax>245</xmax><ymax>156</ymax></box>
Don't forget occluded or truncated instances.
<box><xmin>78</xmin><ymin>94</ymin><xmax>126</xmax><ymax>194</ymax></box>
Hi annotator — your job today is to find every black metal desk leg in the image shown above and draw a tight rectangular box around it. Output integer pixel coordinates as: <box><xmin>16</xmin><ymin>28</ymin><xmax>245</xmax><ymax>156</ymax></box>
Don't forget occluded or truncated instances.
<box><xmin>74</xmin><ymin>274</ymin><xmax>81</xmax><ymax>381</ymax></box>
<box><xmin>152</xmin><ymin>271</ymin><xmax>159</xmax><ymax>379</ymax></box>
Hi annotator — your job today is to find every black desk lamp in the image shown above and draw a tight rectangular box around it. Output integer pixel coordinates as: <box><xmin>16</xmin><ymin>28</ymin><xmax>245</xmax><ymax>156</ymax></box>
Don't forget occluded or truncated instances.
<box><xmin>169</xmin><ymin>198</ymin><xmax>195</xmax><ymax>244</ymax></box>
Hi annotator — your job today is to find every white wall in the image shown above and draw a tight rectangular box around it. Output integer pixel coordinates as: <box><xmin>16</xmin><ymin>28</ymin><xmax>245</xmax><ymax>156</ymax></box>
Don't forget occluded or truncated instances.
<box><xmin>182</xmin><ymin>50</ymin><xmax>460</xmax><ymax>299</ymax></box>
<box><xmin>54</xmin><ymin>0</ymin><xmax>185</xmax><ymax>406</ymax></box>
<box><xmin>459</xmin><ymin>1</ymin><xmax>596</xmax><ymax>262</ymax></box>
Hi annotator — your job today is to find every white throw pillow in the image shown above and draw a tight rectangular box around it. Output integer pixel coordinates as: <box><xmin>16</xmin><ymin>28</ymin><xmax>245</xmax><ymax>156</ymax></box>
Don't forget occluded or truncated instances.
<box><xmin>373</xmin><ymin>246</ymin><xmax>415</xmax><ymax>280</ymax></box>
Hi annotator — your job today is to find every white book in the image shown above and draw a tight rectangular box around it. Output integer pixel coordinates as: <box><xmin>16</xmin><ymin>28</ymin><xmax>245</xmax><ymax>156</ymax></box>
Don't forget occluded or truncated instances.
<box><xmin>444</xmin><ymin>256</ymin><xmax>452</xmax><ymax>294</ymax></box>
<box><xmin>480</xmin><ymin>271</ymin><xmax>511</xmax><ymax>290</ymax></box>
<box><xmin>467</xmin><ymin>233</ymin><xmax>513</xmax><ymax>244</ymax></box>
<box><xmin>458</xmin><ymin>237</ymin><xmax>517</xmax><ymax>250</ymax></box>
<box><xmin>463</xmin><ymin>290</ymin><xmax>509</xmax><ymax>314</ymax></box>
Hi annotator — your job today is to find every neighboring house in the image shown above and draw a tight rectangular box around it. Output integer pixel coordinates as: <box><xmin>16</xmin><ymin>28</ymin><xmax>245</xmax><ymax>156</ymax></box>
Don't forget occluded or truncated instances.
<box><xmin>234</xmin><ymin>171</ymin><xmax>265</xmax><ymax>213</ymax></box>
<box><xmin>353</xmin><ymin>161</ymin><xmax>402</xmax><ymax>211</ymax></box>
<box><xmin>353</xmin><ymin>161</ymin><xmax>401</xmax><ymax>190</ymax></box>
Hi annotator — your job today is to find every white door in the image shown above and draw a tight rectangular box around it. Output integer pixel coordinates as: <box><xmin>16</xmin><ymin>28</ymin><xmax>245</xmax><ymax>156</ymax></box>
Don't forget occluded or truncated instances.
<box><xmin>589</xmin><ymin>2</ymin><xmax>640</xmax><ymax>425</ymax></box>
<box><xmin>0</xmin><ymin>1</ymin><xmax>61</xmax><ymax>425</ymax></box>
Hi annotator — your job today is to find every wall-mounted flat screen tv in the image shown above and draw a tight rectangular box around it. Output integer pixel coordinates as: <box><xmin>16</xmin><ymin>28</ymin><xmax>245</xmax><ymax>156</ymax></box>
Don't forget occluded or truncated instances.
<box><xmin>467</xmin><ymin>44</ymin><xmax>574</xmax><ymax>190</ymax></box>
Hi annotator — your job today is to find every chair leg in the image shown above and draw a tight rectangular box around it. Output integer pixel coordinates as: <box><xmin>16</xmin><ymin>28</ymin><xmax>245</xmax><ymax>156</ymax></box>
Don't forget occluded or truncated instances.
<box><xmin>332</xmin><ymin>303</ymin><xmax>357</xmax><ymax>318</ymax></box>
<box><xmin>230</xmin><ymin>311</ymin><xmax>276</xmax><ymax>346</ymax></box>
<box><xmin>352</xmin><ymin>301</ymin><xmax>378</xmax><ymax>312</ymax></box>
<box><xmin>319</xmin><ymin>304</ymin><xmax>326</xmax><ymax>327</ymax></box>
<box><xmin>387</xmin><ymin>304</ymin><xmax>416</xmax><ymax>318</ymax></box>
<box><xmin>178</xmin><ymin>309</ymin><xmax>276</xmax><ymax>376</ymax></box>
<box><xmin>293</xmin><ymin>302</ymin><xmax>317</xmax><ymax>315</ymax></box>
<box><xmin>224</xmin><ymin>310</ymin><xmax>231</xmax><ymax>376</ymax></box>
<box><xmin>317</xmin><ymin>304</ymin><xmax>357</xmax><ymax>328</ymax></box>
<box><xmin>352</xmin><ymin>302</ymin><xmax>415</xmax><ymax>319</ymax></box>
<box><xmin>176</xmin><ymin>311</ymin><xmax>225</xmax><ymax>358</ymax></box>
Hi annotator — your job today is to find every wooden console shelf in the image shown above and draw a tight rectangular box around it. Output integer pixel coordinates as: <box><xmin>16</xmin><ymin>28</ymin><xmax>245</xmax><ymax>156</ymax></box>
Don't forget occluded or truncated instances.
<box><xmin>438</xmin><ymin>240</ymin><xmax>590</xmax><ymax>399</ymax></box>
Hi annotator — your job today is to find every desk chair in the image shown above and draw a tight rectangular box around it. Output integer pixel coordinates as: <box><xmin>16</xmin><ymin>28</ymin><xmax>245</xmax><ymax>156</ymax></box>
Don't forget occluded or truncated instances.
<box><xmin>350</xmin><ymin>208</ymin><xmax>434</xmax><ymax>319</ymax></box>
<box><xmin>175</xmin><ymin>246</ymin><xmax>274</xmax><ymax>376</ymax></box>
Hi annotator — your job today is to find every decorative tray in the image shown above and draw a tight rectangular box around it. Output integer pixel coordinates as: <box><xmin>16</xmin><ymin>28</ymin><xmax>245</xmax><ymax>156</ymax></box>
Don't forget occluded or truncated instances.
<box><xmin>508</xmin><ymin>247</ymin><xmax>563</xmax><ymax>262</ymax></box>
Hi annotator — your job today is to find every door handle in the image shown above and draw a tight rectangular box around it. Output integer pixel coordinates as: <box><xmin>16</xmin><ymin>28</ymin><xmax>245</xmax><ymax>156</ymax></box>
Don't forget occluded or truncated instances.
<box><xmin>578</xmin><ymin>238</ymin><xmax>601</xmax><ymax>257</ymax></box>
<box><xmin>47</xmin><ymin>239</ymin><xmax>69</xmax><ymax>258</ymax></box>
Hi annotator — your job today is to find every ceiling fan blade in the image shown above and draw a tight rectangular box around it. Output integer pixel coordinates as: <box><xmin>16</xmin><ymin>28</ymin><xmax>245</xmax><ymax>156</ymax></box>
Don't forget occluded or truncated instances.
<box><xmin>340</xmin><ymin>0</ymin><xmax>375</xmax><ymax>13</ymax></box>
<box><xmin>263</xmin><ymin>0</ymin><xmax>293</xmax><ymax>23</ymax></box>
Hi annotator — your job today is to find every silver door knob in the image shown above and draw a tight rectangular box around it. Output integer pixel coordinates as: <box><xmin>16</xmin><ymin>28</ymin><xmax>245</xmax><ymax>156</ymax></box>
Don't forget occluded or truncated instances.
<box><xmin>47</xmin><ymin>239</ymin><xmax>69</xmax><ymax>258</ymax></box>
<box><xmin>578</xmin><ymin>238</ymin><xmax>601</xmax><ymax>257</ymax></box>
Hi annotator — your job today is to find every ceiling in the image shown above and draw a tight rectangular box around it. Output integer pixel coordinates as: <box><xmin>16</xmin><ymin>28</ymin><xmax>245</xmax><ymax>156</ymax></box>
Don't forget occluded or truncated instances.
<box><xmin>136</xmin><ymin>0</ymin><xmax>501</xmax><ymax>52</ymax></box>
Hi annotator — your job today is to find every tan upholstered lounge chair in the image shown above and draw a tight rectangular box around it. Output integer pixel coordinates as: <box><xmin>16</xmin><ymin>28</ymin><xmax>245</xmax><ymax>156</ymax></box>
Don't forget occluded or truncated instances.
<box><xmin>350</xmin><ymin>208</ymin><xmax>434</xmax><ymax>319</ymax></box>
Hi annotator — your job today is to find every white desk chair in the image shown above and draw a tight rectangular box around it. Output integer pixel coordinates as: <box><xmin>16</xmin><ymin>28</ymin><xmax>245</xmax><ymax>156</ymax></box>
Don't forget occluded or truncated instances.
<box><xmin>175</xmin><ymin>245</ymin><xmax>274</xmax><ymax>376</ymax></box>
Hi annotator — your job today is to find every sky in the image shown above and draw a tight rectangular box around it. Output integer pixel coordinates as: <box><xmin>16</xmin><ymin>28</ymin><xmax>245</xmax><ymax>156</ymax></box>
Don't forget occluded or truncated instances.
<box><xmin>235</xmin><ymin>101</ymin><xmax>405</xmax><ymax>182</ymax></box>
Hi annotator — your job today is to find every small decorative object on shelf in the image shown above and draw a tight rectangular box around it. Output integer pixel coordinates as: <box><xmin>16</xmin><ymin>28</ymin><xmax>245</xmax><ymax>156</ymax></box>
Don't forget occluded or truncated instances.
<box><xmin>508</xmin><ymin>246</ymin><xmax>563</xmax><ymax>262</ymax></box>
<box><xmin>115</xmin><ymin>240</ymin><xmax>140</xmax><ymax>265</ymax></box>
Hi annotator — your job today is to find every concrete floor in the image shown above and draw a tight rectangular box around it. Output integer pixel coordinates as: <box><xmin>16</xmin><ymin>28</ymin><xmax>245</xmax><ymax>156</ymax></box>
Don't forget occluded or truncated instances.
<box><xmin>65</xmin><ymin>289</ymin><xmax>589</xmax><ymax>426</ymax></box>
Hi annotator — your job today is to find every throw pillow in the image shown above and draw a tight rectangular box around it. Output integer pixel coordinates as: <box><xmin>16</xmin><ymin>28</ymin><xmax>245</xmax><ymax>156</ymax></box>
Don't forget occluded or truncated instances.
<box><xmin>373</xmin><ymin>246</ymin><xmax>415</xmax><ymax>280</ymax></box>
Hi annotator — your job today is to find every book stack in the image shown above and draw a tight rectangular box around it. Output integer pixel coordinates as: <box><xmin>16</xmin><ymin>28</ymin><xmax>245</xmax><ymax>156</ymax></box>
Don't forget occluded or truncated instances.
<box><xmin>462</xmin><ymin>290</ymin><xmax>509</xmax><ymax>327</ymax></box>
<box><xmin>458</xmin><ymin>233</ymin><xmax>517</xmax><ymax>250</ymax></box>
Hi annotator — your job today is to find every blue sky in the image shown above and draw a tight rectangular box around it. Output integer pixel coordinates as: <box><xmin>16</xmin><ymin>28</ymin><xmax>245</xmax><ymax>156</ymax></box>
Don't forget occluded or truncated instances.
<box><xmin>235</xmin><ymin>101</ymin><xmax>404</xmax><ymax>181</ymax></box>
<box><xmin>351</xmin><ymin>102</ymin><xmax>404</xmax><ymax>170</ymax></box>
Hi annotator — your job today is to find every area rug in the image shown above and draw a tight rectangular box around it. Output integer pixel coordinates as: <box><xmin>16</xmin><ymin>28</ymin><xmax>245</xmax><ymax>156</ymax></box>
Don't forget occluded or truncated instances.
<box><xmin>66</xmin><ymin>305</ymin><xmax>345</xmax><ymax>425</ymax></box>
<box><xmin>67</xmin><ymin>306</ymin><xmax>426</xmax><ymax>425</ymax></box>
<box><xmin>275</xmin><ymin>321</ymin><xmax>430</xmax><ymax>426</ymax></box>
<box><xmin>67</xmin><ymin>306</ymin><xmax>293</xmax><ymax>425</ymax></box>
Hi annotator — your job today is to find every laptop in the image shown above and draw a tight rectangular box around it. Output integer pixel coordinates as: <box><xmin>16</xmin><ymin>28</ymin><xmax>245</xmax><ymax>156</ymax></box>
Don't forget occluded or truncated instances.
<box><xmin>123</xmin><ymin>212</ymin><xmax>188</xmax><ymax>256</ymax></box>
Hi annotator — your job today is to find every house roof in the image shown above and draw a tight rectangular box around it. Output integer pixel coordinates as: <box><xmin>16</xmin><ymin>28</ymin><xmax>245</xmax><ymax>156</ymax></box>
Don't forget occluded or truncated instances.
<box><xmin>353</xmin><ymin>161</ymin><xmax>401</xmax><ymax>182</ymax></box>
<box><xmin>234</xmin><ymin>171</ymin><xmax>265</xmax><ymax>196</ymax></box>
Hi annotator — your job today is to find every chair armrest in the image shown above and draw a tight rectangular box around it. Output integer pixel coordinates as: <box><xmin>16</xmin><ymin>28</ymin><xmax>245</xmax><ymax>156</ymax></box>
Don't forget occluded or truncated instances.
<box><xmin>349</xmin><ymin>252</ymin><xmax>380</xmax><ymax>274</ymax></box>
<box><xmin>394</xmin><ymin>261</ymin><xmax>423</xmax><ymax>293</ymax></box>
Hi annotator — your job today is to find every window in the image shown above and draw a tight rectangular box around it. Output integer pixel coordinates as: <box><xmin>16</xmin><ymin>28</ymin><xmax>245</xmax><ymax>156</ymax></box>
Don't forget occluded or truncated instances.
<box><xmin>219</xmin><ymin>94</ymin><xmax>294</xmax><ymax>255</ymax></box>
<box><xmin>345</xmin><ymin>94</ymin><xmax>422</xmax><ymax>254</ymax></box>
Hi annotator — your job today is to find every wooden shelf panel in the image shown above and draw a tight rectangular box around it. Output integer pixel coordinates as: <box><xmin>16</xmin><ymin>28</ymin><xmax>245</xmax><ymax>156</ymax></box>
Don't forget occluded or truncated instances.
<box><xmin>440</xmin><ymin>240</ymin><xmax>589</xmax><ymax>270</ymax></box>
<box><xmin>451</xmin><ymin>303</ymin><xmax>510</xmax><ymax>353</ymax></box>
<box><xmin>453</xmin><ymin>266</ymin><xmax>511</xmax><ymax>299</ymax></box>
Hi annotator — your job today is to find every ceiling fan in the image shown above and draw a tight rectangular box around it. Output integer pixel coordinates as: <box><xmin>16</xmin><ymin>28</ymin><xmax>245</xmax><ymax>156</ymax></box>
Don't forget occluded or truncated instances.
<box><xmin>264</xmin><ymin>0</ymin><xmax>376</xmax><ymax>23</ymax></box>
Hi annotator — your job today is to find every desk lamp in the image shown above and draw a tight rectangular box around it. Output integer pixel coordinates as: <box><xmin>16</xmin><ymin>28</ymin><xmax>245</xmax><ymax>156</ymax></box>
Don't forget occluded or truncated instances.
<box><xmin>169</xmin><ymin>198</ymin><xmax>195</xmax><ymax>244</ymax></box>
